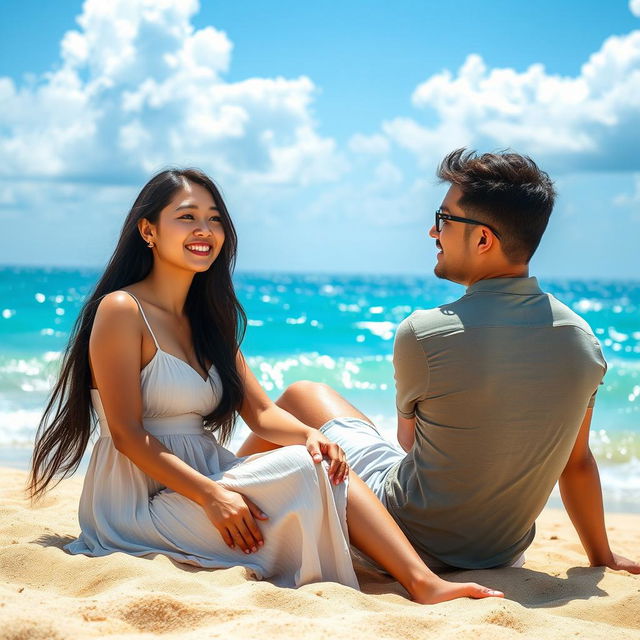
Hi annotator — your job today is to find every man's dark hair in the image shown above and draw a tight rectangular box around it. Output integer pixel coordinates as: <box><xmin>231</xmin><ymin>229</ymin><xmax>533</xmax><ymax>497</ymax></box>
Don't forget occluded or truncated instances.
<box><xmin>437</xmin><ymin>148</ymin><xmax>556</xmax><ymax>264</ymax></box>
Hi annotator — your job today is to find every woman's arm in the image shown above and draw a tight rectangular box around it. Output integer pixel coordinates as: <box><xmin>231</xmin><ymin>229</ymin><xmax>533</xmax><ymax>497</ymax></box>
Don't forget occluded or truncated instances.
<box><xmin>90</xmin><ymin>292</ymin><xmax>267</xmax><ymax>553</ymax></box>
<box><xmin>237</xmin><ymin>352</ymin><xmax>348</xmax><ymax>484</ymax></box>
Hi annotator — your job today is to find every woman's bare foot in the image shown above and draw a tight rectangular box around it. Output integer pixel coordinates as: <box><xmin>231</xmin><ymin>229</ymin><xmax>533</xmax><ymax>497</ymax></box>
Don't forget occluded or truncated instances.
<box><xmin>408</xmin><ymin>574</ymin><xmax>504</xmax><ymax>604</ymax></box>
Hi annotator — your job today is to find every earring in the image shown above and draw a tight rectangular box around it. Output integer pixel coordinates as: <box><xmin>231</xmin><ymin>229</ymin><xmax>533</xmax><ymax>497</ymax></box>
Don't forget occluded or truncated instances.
<box><xmin>147</xmin><ymin>241</ymin><xmax>154</xmax><ymax>248</ymax></box>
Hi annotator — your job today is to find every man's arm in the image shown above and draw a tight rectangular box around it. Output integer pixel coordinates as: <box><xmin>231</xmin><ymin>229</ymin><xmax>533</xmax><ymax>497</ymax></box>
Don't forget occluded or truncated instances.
<box><xmin>559</xmin><ymin>408</ymin><xmax>640</xmax><ymax>573</ymax></box>
<box><xmin>397</xmin><ymin>413</ymin><xmax>416</xmax><ymax>452</ymax></box>
<box><xmin>393</xmin><ymin>316</ymin><xmax>428</xmax><ymax>451</ymax></box>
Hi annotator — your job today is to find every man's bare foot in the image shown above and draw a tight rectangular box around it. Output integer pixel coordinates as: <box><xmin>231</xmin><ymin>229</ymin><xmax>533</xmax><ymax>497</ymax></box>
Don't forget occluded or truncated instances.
<box><xmin>408</xmin><ymin>575</ymin><xmax>504</xmax><ymax>605</ymax></box>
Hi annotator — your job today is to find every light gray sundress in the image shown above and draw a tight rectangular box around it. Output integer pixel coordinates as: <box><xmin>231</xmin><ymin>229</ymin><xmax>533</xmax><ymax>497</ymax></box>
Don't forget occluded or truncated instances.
<box><xmin>65</xmin><ymin>293</ymin><xmax>358</xmax><ymax>589</ymax></box>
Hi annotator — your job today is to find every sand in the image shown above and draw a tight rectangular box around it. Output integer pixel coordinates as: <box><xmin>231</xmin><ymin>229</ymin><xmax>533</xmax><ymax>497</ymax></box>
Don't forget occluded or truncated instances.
<box><xmin>1</xmin><ymin>466</ymin><xmax>639</xmax><ymax>640</ymax></box>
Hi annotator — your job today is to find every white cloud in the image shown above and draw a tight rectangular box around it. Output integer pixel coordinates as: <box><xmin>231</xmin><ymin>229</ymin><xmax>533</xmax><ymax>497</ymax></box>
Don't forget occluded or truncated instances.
<box><xmin>0</xmin><ymin>177</ymin><xmax>136</xmax><ymax>267</ymax></box>
<box><xmin>614</xmin><ymin>174</ymin><xmax>640</xmax><ymax>207</ymax></box>
<box><xmin>348</xmin><ymin>133</ymin><xmax>390</xmax><ymax>155</ymax></box>
<box><xmin>631</xmin><ymin>1</ymin><xmax>640</xmax><ymax>18</ymax></box>
<box><xmin>299</xmin><ymin>164</ymin><xmax>430</xmax><ymax>229</ymax></box>
<box><xmin>0</xmin><ymin>0</ymin><xmax>346</xmax><ymax>187</ymax></box>
<box><xmin>381</xmin><ymin>30</ymin><xmax>640</xmax><ymax>172</ymax></box>
<box><xmin>374</xmin><ymin>161</ymin><xmax>403</xmax><ymax>186</ymax></box>
<box><xmin>1</xmin><ymin>1</ymin><xmax>638</xmax><ymax>278</ymax></box>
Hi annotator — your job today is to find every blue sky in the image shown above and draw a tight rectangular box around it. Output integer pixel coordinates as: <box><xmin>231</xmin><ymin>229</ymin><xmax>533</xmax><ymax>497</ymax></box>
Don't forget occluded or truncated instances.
<box><xmin>1</xmin><ymin>0</ymin><xmax>639</xmax><ymax>277</ymax></box>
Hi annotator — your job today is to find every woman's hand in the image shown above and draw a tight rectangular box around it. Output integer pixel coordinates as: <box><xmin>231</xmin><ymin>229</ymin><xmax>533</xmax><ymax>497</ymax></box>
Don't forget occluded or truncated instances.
<box><xmin>305</xmin><ymin>431</ymin><xmax>349</xmax><ymax>485</ymax></box>
<box><xmin>200</xmin><ymin>484</ymin><xmax>269</xmax><ymax>554</ymax></box>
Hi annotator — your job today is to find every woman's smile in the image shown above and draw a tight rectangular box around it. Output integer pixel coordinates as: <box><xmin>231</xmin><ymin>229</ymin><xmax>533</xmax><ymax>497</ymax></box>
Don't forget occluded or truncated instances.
<box><xmin>185</xmin><ymin>242</ymin><xmax>213</xmax><ymax>257</ymax></box>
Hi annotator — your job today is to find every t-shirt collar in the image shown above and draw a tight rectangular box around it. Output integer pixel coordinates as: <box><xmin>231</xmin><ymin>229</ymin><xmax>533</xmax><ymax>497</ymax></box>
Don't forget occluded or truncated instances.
<box><xmin>466</xmin><ymin>276</ymin><xmax>542</xmax><ymax>296</ymax></box>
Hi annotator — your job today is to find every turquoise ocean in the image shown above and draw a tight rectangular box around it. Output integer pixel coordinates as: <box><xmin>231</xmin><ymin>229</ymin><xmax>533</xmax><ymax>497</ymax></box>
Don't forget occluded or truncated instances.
<box><xmin>1</xmin><ymin>266</ymin><xmax>639</xmax><ymax>511</ymax></box>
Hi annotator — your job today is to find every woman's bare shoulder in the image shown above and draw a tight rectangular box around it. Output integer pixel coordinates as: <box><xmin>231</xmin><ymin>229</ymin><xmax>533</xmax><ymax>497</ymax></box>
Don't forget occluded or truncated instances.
<box><xmin>92</xmin><ymin>291</ymin><xmax>142</xmax><ymax>336</ymax></box>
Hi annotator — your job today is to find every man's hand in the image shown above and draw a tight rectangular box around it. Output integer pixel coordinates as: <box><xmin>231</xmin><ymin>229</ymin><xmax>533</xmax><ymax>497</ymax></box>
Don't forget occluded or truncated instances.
<box><xmin>598</xmin><ymin>552</ymin><xmax>640</xmax><ymax>574</ymax></box>
<box><xmin>305</xmin><ymin>431</ymin><xmax>349</xmax><ymax>485</ymax></box>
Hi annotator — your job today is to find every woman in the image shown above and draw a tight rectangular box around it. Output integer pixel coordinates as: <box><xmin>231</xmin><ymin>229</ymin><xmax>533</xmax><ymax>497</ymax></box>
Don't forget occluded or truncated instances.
<box><xmin>28</xmin><ymin>168</ymin><xmax>503</xmax><ymax>603</ymax></box>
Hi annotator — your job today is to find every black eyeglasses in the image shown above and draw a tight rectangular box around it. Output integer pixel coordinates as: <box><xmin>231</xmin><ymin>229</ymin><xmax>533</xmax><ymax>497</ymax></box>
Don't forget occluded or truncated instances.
<box><xmin>435</xmin><ymin>208</ymin><xmax>501</xmax><ymax>239</ymax></box>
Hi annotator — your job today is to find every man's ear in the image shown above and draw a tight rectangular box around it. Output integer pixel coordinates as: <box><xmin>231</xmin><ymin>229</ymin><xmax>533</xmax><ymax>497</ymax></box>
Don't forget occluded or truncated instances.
<box><xmin>477</xmin><ymin>228</ymin><xmax>492</xmax><ymax>252</ymax></box>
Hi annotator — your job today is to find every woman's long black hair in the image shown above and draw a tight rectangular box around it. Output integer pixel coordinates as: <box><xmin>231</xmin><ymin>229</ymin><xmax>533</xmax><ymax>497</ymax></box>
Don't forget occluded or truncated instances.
<box><xmin>28</xmin><ymin>169</ymin><xmax>247</xmax><ymax>500</ymax></box>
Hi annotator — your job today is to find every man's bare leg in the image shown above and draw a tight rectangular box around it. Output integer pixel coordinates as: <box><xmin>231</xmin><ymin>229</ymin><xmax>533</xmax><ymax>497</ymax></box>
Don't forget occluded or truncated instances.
<box><xmin>237</xmin><ymin>381</ymin><xmax>369</xmax><ymax>456</ymax></box>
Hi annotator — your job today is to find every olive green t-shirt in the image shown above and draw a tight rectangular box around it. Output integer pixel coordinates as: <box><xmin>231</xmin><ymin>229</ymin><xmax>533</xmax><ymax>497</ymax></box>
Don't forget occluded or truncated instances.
<box><xmin>384</xmin><ymin>277</ymin><xmax>606</xmax><ymax>569</ymax></box>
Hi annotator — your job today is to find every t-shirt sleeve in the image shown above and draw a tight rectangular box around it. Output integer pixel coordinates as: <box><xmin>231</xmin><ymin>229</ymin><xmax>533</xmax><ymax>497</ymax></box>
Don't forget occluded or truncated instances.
<box><xmin>587</xmin><ymin>342</ymin><xmax>608</xmax><ymax>408</ymax></box>
<box><xmin>393</xmin><ymin>316</ymin><xmax>429</xmax><ymax>418</ymax></box>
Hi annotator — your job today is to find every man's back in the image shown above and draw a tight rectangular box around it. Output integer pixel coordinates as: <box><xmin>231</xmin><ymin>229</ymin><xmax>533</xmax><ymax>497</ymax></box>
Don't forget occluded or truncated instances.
<box><xmin>385</xmin><ymin>276</ymin><xmax>606</xmax><ymax>569</ymax></box>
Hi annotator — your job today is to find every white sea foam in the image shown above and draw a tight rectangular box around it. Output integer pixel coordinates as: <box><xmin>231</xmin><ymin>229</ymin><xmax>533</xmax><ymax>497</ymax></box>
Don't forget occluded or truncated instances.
<box><xmin>0</xmin><ymin>409</ymin><xmax>43</xmax><ymax>446</ymax></box>
<box><xmin>354</xmin><ymin>321</ymin><xmax>396</xmax><ymax>340</ymax></box>
<box><xmin>574</xmin><ymin>298</ymin><xmax>605</xmax><ymax>313</ymax></box>
<box><xmin>550</xmin><ymin>458</ymin><xmax>640</xmax><ymax>511</ymax></box>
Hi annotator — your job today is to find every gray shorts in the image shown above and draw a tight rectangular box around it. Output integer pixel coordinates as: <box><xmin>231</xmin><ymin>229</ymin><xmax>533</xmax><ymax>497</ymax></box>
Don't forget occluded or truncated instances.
<box><xmin>319</xmin><ymin>416</ymin><xmax>405</xmax><ymax>505</ymax></box>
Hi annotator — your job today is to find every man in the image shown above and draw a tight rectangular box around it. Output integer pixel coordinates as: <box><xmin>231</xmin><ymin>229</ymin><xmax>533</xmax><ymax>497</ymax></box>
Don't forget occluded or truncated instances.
<box><xmin>239</xmin><ymin>148</ymin><xmax>639</xmax><ymax>573</ymax></box>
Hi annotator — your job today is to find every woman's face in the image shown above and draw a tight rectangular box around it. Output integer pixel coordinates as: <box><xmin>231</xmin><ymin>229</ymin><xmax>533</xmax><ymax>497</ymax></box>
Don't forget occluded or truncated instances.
<box><xmin>142</xmin><ymin>179</ymin><xmax>226</xmax><ymax>273</ymax></box>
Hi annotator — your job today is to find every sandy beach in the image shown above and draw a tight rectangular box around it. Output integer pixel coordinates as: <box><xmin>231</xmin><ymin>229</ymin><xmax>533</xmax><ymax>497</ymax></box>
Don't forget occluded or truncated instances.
<box><xmin>1</xmin><ymin>466</ymin><xmax>638</xmax><ymax>640</ymax></box>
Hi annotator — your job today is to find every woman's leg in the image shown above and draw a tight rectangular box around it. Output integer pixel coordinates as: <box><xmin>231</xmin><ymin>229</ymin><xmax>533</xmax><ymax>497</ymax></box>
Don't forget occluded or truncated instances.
<box><xmin>236</xmin><ymin>381</ymin><xmax>366</xmax><ymax>457</ymax></box>
<box><xmin>346</xmin><ymin>470</ymin><xmax>504</xmax><ymax>604</ymax></box>
<box><xmin>236</xmin><ymin>431</ymin><xmax>281</xmax><ymax>456</ymax></box>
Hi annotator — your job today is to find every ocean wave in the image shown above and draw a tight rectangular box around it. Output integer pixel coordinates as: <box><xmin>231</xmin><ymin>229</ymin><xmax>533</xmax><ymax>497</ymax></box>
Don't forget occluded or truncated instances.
<box><xmin>0</xmin><ymin>409</ymin><xmax>46</xmax><ymax>446</ymax></box>
<box><xmin>245</xmin><ymin>352</ymin><xmax>394</xmax><ymax>392</ymax></box>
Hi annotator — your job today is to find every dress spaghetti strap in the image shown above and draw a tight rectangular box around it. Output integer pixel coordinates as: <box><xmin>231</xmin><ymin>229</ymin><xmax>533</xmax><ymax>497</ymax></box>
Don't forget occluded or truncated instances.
<box><xmin>122</xmin><ymin>291</ymin><xmax>160</xmax><ymax>350</ymax></box>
